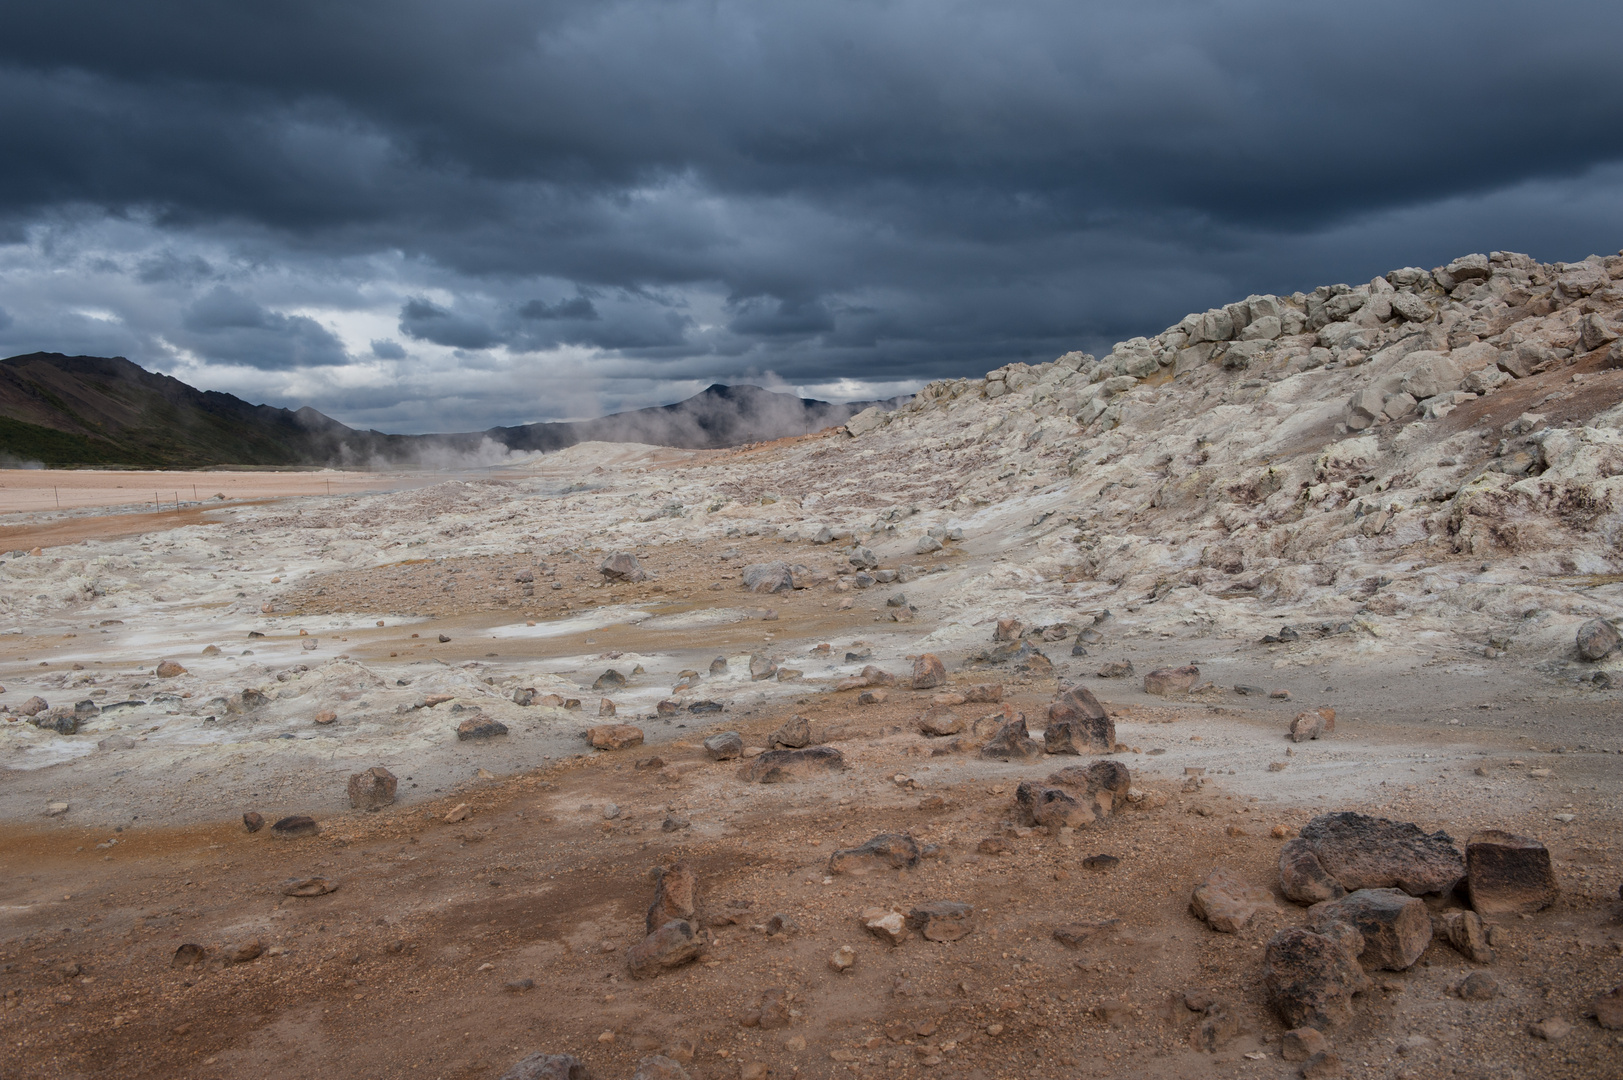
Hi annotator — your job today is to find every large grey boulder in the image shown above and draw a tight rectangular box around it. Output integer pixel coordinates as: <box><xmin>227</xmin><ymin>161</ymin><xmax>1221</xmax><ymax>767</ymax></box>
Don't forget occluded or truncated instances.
<box><xmin>1399</xmin><ymin>353</ymin><xmax>1464</xmax><ymax>400</ymax></box>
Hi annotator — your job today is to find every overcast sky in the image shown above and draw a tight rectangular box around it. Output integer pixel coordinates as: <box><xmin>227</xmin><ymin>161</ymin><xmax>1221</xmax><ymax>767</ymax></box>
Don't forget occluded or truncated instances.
<box><xmin>1</xmin><ymin>1</ymin><xmax>1621</xmax><ymax>433</ymax></box>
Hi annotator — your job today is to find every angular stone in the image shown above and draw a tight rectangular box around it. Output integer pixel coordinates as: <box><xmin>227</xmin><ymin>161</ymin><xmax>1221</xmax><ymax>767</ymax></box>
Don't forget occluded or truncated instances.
<box><xmin>911</xmin><ymin>653</ymin><xmax>947</xmax><ymax>689</ymax></box>
<box><xmin>600</xmin><ymin>553</ymin><xmax>647</xmax><ymax>583</ymax></box>
<box><xmin>749</xmin><ymin>653</ymin><xmax>778</xmax><ymax>680</ymax></box>
<box><xmin>703</xmin><ymin>731</ymin><xmax>744</xmax><ymax>760</ymax></box>
<box><xmin>740</xmin><ymin>746</ymin><xmax>845</xmax><ymax>783</ymax></box>
<box><xmin>1281</xmin><ymin>1027</ymin><xmax>1327</xmax><ymax>1063</ymax></box>
<box><xmin>456</xmin><ymin>715</ymin><xmax>508</xmax><ymax>740</ymax></box>
<box><xmin>242</xmin><ymin>811</ymin><xmax>264</xmax><ymax>833</ymax></box>
<box><xmin>964</xmin><ymin>683</ymin><xmax>1003</xmax><ymax>703</ymax></box>
<box><xmin>347</xmin><ymin>766</ymin><xmax>397</xmax><ymax>810</ymax></box>
<box><xmin>1046</xmin><ymin>759</ymin><xmax>1132</xmax><ymax>816</ymax></box>
<box><xmin>1576</xmin><ymin>618</ymin><xmax>1620</xmax><ymax>661</ymax></box>
<box><xmin>1264</xmin><ymin>926</ymin><xmax>1371</xmax><ymax>1030</ymax></box>
<box><xmin>588</xmin><ymin>724</ymin><xmax>645</xmax><ymax>751</ymax></box>
<box><xmin>828</xmin><ymin>833</ymin><xmax>920</xmax><ymax>875</ymax></box>
<box><xmin>593</xmin><ymin>668</ymin><xmax>627</xmax><ymax>691</ymax></box>
<box><xmin>647</xmin><ymin>863</ymin><xmax>698</xmax><ymax>932</ymax></box>
<box><xmin>1014</xmin><ymin>781</ymin><xmax>1095</xmax><ymax>830</ymax></box>
<box><xmin>1308</xmin><ymin>888</ymin><xmax>1431</xmax><ymax>971</ymax></box>
<box><xmin>1440</xmin><ymin>909</ymin><xmax>1493</xmax><ymax>964</ymax></box>
<box><xmin>1144</xmin><ymin>665</ymin><xmax>1199</xmax><ymax>696</ymax></box>
<box><xmin>1456</xmin><ymin>972</ymin><xmax>1497</xmax><ymax>1001</ymax></box>
<box><xmin>1189</xmin><ymin>868</ymin><xmax>1278</xmax><ymax>933</ymax></box>
<box><xmin>627</xmin><ymin>920</ymin><xmax>702</xmax><ymax>979</ymax></box>
<box><xmin>1043</xmin><ymin>685</ymin><xmax>1114</xmax><ymax>754</ymax></box>
<box><xmin>271</xmin><ymin>815</ymin><xmax>319</xmax><ymax>838</ymax></box>
<box><xmin>918</xmin><ymin>707</ymin><xmax>963</xmax><ymax>736</ymax></box>
<box><xmin>767</xmin><ymin>715</ymin><xmax>811</xmax><ymax>749</ymax></box>
<box><xmin>500</xmin><ymin>1053</ymin><xmax>590</xmax><ymax>1080</ymax></box>
<box><xmin>1279</xmin><ymin>839</ymin><xmax>1346</xmax><ymax>905</ymax></box>
<box><xmin>861</xmin><ymin>664</ymin><xmax>897</xmax><ymax>686</ymax></box>
<box><xmin>1465</xmin><ymin>830</ymin><xmax>1557</xmax><ymax>914</ymax></box>
<box><xmin>281</xmin><ymin>876</ymin><xmax>340</xmax><ymax>897</ymax></box>
<box><xmin>993</xmin><ymin>617</ymin><xmax>1023</xmax><ymax>641</ymax></box>
<box><xmin>1289</xmin><ymin>708</ymin><xmax>1336</xmax><ymax>743</ymax></box>
<box><xmin>907</xmin><ymin>901</ymin><xmax>975</xmax><ymax>942</ymax></box>
<box><xmin>861</xmin><ymin>908</ymin><xmax>911</xmax><ymax>945</ymax></box>
<box><xmin>15</xmin><ymin>695</ymin><xmax>48</xmax><ymax>716</ymax></box>
<box><xmin>742</xmin><ymin>562</ymin><xmax>794</xmax><ymax>593</ymax></box>
<box><xmin>1297</xmin><ymin>812</ymin><xmax>1464</xmax><ymax>896</ymax></box>
<box><xmin>979</xmin><ymin>717</ymin><xmax>1042</xmax><ymax>761</ymax></box>
<box><xmin>1400</xmin><ymin>353</ymin><xmax>1464</xmax><ymax>400</ymax></box>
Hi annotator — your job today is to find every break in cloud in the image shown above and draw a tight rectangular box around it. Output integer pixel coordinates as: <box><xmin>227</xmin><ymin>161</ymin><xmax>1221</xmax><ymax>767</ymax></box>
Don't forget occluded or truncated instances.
<box><xmin>0</xmin><ymin>1</ymin><xmax>1621</xmax><ymax>433</ymax></box>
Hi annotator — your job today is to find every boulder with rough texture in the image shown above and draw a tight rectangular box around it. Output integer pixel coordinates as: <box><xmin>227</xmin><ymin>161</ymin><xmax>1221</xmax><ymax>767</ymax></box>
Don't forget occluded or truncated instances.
<box><xmin>767</xmin><ymin>715</ymin><xmax>810</xmax><ymax>748</ymax></box>
<box><xmin>1279</xmin><ymin>839</ymin><xmax>1347</xmax><ymax>905</ymax></box>
<box><xmin>1281</xmin><ymin>1028</ymin><xmax>1328</xmax><ymax>1063</ymax></box>
<box><xmin>1465</xmin><ymin>830</ymin><xmax>1557</xmax><ymax>914</ymax></box>
<box><xmin>1189</xmin><ymin>868</ymin><xmax>1278</xmax><ymax>933</ymax></box>
<box><xmin>845</xmin><ymin>406</ymin><xmax>884</xmax><ymax>437</ymax></box>
<box><xmin>979</xmin><ymin>717</ymin><xmax>1042</xmax><ymax>761</ymax></box>
<box><xmin>1399</xmin><ymin>353</ymin><xmax>1464</xmax><ymax>400</ymax></box>
<box><xmin>242</xmin><ymin>811</ymin><xmax>265</xmax><ymax>833</ymax></box>
<box><xmin>1043</xmin><ymin>685</ymin><xmax>1114</xmax><ymax>754</ymax></box>
<box><xmin>599</xmin><ymin>553</ymin><xmax>647</xmax><ymax>582</ymax></box>
<box><xmin>155</xmin><ymin>660</ymin><xmax>187</xmax><ymax>678</ymax></box>
<box><xmin>646</xmin><ymin>863</ymin><xmax>698</xmax><ymax>932</ymax></box>
<box><xmin>1014</xmin><ymin>781</ymin><xmax>1095</xmax><ymax>830</ymax></box>
<box><xmin>749</xmin><ymin>653</ymin><xmax>778</xmax><ymax>681</ymax></box>
<box><xmin>911</xmin><ymin>653</ymin><xmax>947</xmax><ymax>689</ymax></box>
<box><xmin>1308</xmin><ymin>888</ymin><xmax>1431</xmax><ymax>971</ymax></box>
<box><xmin>740</xmin><ymin>746</ymin><xmax>845</xmax><ymax>783</ymax></box>
<box><xmin>1046</xmin><ymin>759</ymin><xmax>1132</xmax><ymax>816</ymax></box>
<box><xmin>861</xmin><ymin>908</ymin><xmax>911</xmax><ymax>945</ymax></box>
<box><xmin>593</xmin><ymin>668</ymin><xmax>626</xmax><ymax>691</ymax></box>
<box><xmin>15</xmin><ymin>695</ymin><xmax>48</xmax><ymax>716</ymax></box>
<box><xmin>628</xmin><ymin>920</ymin><xmax>702</xmax><ymax>979</ymax></box>
<box><xmin>347</xmin><ymin>766</ymin><xmax>397</xmax><ymax>810</ymax></box>
<box><xmin>703</xmin><ymin>730</ymin><xmax>744</xmax><ymax>760</ymax></box>
<box><xmin>1143</xmin><ymin>665</ymin><xmax>1199</xmax><ymax>696</ymax></box>
<box><xmin>1440</xmin><ymin>909</ymin><xmax>1493</xmax><ymax>964</ymax></box>
<box><xmin>917</xmin><ymin>706</ymin><xmax>963</xmax><ymax>736</ymax></box>
<box><xmin>1289</xmin><ymin>708</ymin><xmax>1336</xmax><ymax>743</ymax></box>
<box><xmin>1296</xmin><ymin>812</ymin><xmax>1464</xmax><ymax>896</ymax></box>
<box><xmin>456</xmin><ymin>715</ymin><xmax>508</xmax><ymax>740</ymax></box>
<box><xmin>499</xmin><ymin>1053</ymin><xmax>590</xmax><ymax>1080</ymax></box>
<box><xmin>588</xmin><ymin>724</ymin><xmax>645</xmax><ymax>751</ymax></box>
<box><xmin>742</xmin><ymin>562</ymin><xmax>794</xmax><ymax>593</ymax></box>
<box><xmin>828</xmin><ymin>832</ymin><xmax>920</xmax><ymax>875</ymax></box>
<box><xmin>271</xmin><ymin>815</ymin><xmax>319</xmax><ymax>838</ymax></box>
<box><xmin>1264</xmin><ymin>925</ymin><xmax>1372</xmax><ymax>1030</ymax></box>
<box><xmin>1576</xmin><ymin>618</ymin><xmax>1620</xmax><ymax>661</ymax></box>
<box><xmin>907</xmin><ymin>901</ymin><xmax>975</xmax><ymax>942</ymax></box>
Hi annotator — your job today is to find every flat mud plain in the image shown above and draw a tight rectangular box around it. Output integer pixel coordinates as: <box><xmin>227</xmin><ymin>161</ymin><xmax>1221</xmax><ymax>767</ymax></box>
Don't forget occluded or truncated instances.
<box><xmin>0</xmin><ymin>440</ymin><xmax>1619</xmax><ymax>1080</ymax></box>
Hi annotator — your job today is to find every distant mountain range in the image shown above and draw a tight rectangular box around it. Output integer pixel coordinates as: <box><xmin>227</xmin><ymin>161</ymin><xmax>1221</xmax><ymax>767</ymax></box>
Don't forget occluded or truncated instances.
<box><xmin>0</xmin><ymin>352</ymin><xmax>903</xmax><ymax>467</ymax></box>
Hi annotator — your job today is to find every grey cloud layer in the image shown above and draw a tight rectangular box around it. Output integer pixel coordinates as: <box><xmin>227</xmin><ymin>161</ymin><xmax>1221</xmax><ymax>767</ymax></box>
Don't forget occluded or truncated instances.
<box><xmin>0</xmin><ymin>1</ymin><xmax>1620</xmax><ymax>430</ymax></box>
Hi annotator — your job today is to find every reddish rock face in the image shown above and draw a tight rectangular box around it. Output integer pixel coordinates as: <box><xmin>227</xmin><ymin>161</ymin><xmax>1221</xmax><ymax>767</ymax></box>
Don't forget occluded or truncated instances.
<box><xmin>1308</xmin><ymin>888</ymin><xmax>1432</xmax><ymax>971</ymax></box>
<box><xmin>1143</xmin><ymin>664</ymin><xmax>1199</xmax><ymax>696</ymax></box>
<box><xmin>646</xmin><ymin>863</ymin><xmax>698</xmax><ymax>933</ymax></box>
<box><xmin>740</xmin><ymin>746</ymin><xmax>845</xmax><ymax>783</ymax></box>
<box><xmin>979</xmin><ymin>717</ymin><xmax>1042</xmax><ymax>761</ymax></box>
<box><xmin>907</xmin><ymin>901</ymin><xmax>975</xmax><ymax>942</ymax></box>
<box><xmin>1465</xmin><ymin>830</ymin><xmax>1558</xmax><ymax>915</ymax></box>
<box><xmin>587</xmin><ymin>723</ymin><xmax>644</xmax><ymax>750</ymax></box>
<box><xmin>910</xmin><ymin>653</ymin><xmax>947</xmax><ymax>689</ymax></box>
<box><xmin>347</xmin><ymin>765</ymin><xmax>398</xmax><ymax>810</ymax></box>
<box><xmin>1264</xmin><ymin>925</ymin><xmax>1372</xmax><ymax>1030</ymax></box>
<box><xmin>1189</xmin><ymin>868</ymin><xmax>1278</xmax><ymax>933</ymax></box>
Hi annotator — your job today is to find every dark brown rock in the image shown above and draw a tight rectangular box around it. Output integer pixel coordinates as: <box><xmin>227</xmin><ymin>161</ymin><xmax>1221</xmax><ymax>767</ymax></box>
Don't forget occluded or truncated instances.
<box><xmin>171</xmin><ymin>943</ymin><xmax>207</xmax><ymax>967</ymax></box>
<box><xmin>231</xmin><ymin>939</ymin><xmax>264</xmax><ymax>963</ymax></box>
<box><xmin>1188</xmin><ymin>1004</ymin><xmax>1241</xmax><ymax>1052</ymax></box>
<box><xmin>1281</xmin><ymin>1027</ymin><xmax>1327</xmax><ymax>1062</ymax></box>
<box><xmin>860</xmin><ymin>664</ymin><xmax>897</xmax><ymax>686</ymax></box>
<box><xmin>1043</xmin><ymin>685</ymin><xmax>1114</xmax><ymax>754</ymax></box>
<box><xmin>979</xmin><ymin>717</ymin><xmax>1042</xmax><ymax>761</ymax></box>
<box><xmin>347</xmin><ymin>766</ymin><xmax>397</xmax><ymax>810</ymax></box>
<box><xmin>1296</xmin><ymin>812</ymin><xmax>1463</xmax><ymax>896</ymax></box>
<box><xmin>270</xmin><ymin>815</ymin><xmax>318</xmax><ymax>838</ymax></box>
<box><xmin>1264</xmin><ymin>925</ymin><xmax>1371</xmax><ymax>1030</ymax></box>
<box><xmin>752</xmin><ymin>987</ymin><xmax>791</xmax><ymax>1028</ymax></box>
<box><xmin>1190</xmin><ymin>868</ymin><xmax>1278</xmax><ymax>933</ymax></box>
<box><xmin>964</xmin><ymin>683</ymin><xmax>1003</xmax><ymax>703</ymax></box>
<box><xmin>907</xmin><ymin>902</ymin><xmax>975</xmax><ymax>942</ymax></box>
<box><xmin>828</xmin><ymin>832</ymin><xmax>921</xmax><ymax>875</ymax></box>
<box><xmin>740</xmin><ymin>746</ymin><xmax>845</xmax><ymax>783</ymax></box>
<box><xmin>1013</xmin><ymin>781</ymin><xmax>1094</xmax><ymax>830</ymax></box>
<box><xmin>1144</xmin><ymin>665</ymin><xmax>1199</xmax><ymax>696</ymax></box>
<box><xmin>627</xmin><ymin>920</ymin><xmax>702</xmax><ymax>979</ymax></box>
<box><xmin>1300</xmin><ymin>1051</ymin><xmax>1344</xmax><ymax>1079</ymax></box>
<box><xmin>1576</xmin><ymin>617</ymin><xmax>1620</xmax><ymax>661</ymax></box>
<box><xmin>646</xmin><ymin>863</ymin><xmax>698</xmax><ymax>933</ymax></box>
<box><xmin>1455</xmin><ymin>972</ymin><xmax>1498</xmax><ymax>1001</ymax></box>
<box><xmin>155</xmin><ymin>660</ymin><xmax>187</xmax><ymax>678</ymax></box>
<box><xmin>1279</xmin><ymin>838</ymin><xmax>1347</xmax><ymax>905</ymax></box>
<box><xmin>1465</xmin><ymin>829</ymin><xmax>1557</xmax><ymax>914</ymax></box>
<box><xmin>1097</xmin><ymin>660</ymin><xmax>1134</xmax><ymax>678</ymax></box>
<box><xmin>500</xmin><ymin>1052</ymin><xmax>590</xmax><ymax>1080</ymax></box>
<box><xmin>911</xmin><ymin>653</ymin><xmax>947</xmax><ymax>689</ymax></box>
<box><xmin>281</xmin><ymin>876</ymin><xmax>340</xmax><ymax>897</ymax></box>
<box><xmin>1308</xmin><ymin>888</ymin><xmax>1431</xmax><ymax>971</ymax></box>
<box><xmin>242</xmin><ymin>811</ymin><xmax>264</xmax><ymax>833</ymax></box>
<box><xmin>455</xmin><ymin>715</ymin><xmax>508</xmax><ymax>740</ymax></box>
<box><xmin>599</xmin><ymin>553</ymin><xmax>647</xmax><ymax>583</ymax></box>
<box><xmin>593</xmin><ymin>668</ymin><xmax>627</xmax><ymax>691</ymax></box>
<box><xmin>767</xmin><ymin>715</ymin><xmax>810</xmax><ymax>749</ymax></box>
<box><xmin>1047</xmin><ymin>759</ymin><xmax>1132</xmax><ymax>816</ymax></box>
<box><xmin>1440</xmin><ymin>909</ymin><xmax>1493</xmax><ymax>964</ymax></box>
<box><xmin>1289</xmin><ymin>708</ymin><xmax>1336</xmax><ymax>743</ymax></box>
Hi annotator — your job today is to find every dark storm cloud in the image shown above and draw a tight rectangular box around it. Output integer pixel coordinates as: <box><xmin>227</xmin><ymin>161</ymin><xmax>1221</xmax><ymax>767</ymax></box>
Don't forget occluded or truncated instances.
<box><xmin>0</xmin><ymin>0</ymin><xmax>1621</xmax><ymax>429</ymax></box>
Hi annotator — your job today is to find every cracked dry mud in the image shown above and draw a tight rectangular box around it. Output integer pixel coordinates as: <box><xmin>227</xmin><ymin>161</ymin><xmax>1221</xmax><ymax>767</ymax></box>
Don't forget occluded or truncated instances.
<box><xmin>4</xmin><ymin>249</ymin><xmax>1623</xmax><ymax>1080</ymax></box>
